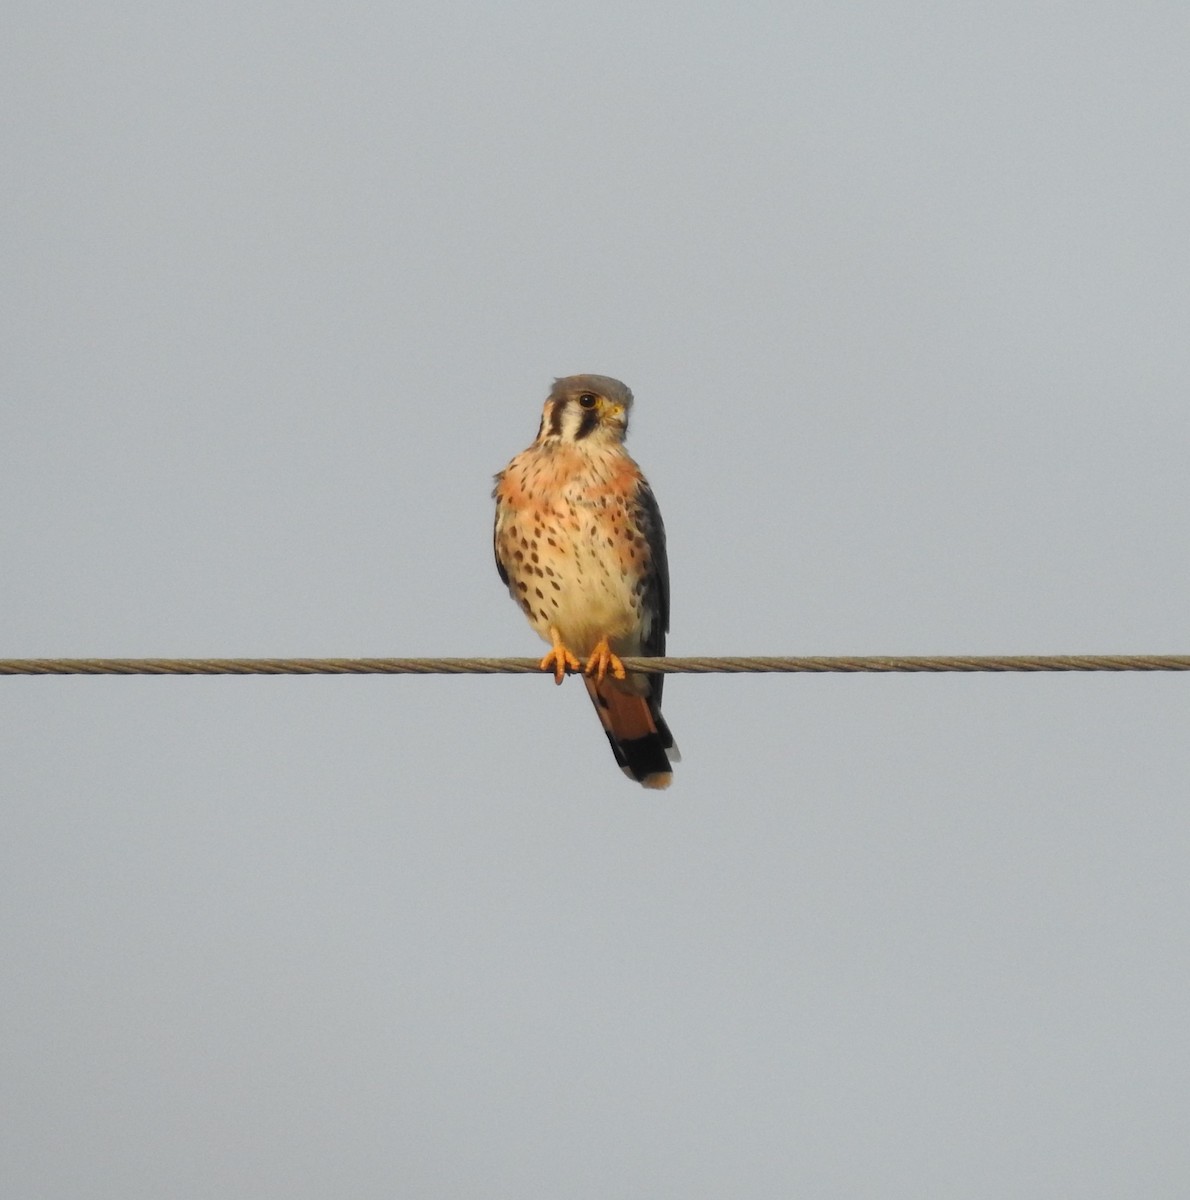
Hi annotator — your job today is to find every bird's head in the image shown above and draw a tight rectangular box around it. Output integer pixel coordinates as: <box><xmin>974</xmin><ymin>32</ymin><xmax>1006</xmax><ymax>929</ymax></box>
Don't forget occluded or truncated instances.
<box><xmin>537</xmin><ymin>374</ymin><xmax>633</xmax><ymax>445</ymax></box>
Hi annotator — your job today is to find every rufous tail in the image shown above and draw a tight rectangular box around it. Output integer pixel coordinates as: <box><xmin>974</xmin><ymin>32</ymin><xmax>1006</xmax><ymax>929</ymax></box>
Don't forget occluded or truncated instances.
<box><xmin>583</xmin><ymin>677</ymin><xmax>676</xmax><ymax>789</ymax></box>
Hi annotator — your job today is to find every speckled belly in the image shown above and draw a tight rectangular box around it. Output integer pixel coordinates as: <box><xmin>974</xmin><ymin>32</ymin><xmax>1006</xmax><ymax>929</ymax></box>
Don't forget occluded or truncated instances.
<box><xmin>497</xmin><ymin>495</ymin><xmax>646</xmax><ymax>658</ymax></box>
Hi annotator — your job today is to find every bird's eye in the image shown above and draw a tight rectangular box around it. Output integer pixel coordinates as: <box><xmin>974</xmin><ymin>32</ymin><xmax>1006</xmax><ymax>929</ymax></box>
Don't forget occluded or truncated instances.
<box><xmin>578</xmin><ymin>393</ymin><xmax>598</xmax><ymax>409</ymax></box>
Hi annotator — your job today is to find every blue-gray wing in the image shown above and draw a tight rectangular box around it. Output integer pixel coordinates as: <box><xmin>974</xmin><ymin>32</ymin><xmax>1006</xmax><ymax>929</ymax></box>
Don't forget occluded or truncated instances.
<box><xmin>632</xmin><ymin>481</ymin><xmax>671</xmax><ymax>717</ymax></box>
<box><xmin>492</xmin><ymin>473</ymin><xmax>510</xmax><ymax>586</ymax></box>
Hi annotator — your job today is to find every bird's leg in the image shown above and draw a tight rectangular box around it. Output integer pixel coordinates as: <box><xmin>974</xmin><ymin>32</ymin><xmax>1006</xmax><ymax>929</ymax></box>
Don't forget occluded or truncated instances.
<box><xmin>540</xmin><ymin>627</ymin><xmax>581</xmax><ymax>685</ymax></box>
<box><xmin>584</xmin><ymin>637</ymin><xmax>627</xmax><ymax>685</ymax></box>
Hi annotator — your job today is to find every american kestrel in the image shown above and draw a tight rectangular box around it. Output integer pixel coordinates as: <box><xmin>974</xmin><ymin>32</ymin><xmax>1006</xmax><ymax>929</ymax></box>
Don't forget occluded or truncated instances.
<box><xmin>493</xmin><ymin>374</ymin><xmax>677</xmax><ymax>789</ymax></box>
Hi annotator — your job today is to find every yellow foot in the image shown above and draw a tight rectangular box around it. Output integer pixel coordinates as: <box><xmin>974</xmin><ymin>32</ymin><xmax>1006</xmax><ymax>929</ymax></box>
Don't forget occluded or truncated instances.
<box><xmin>540</xmin><ymin>628</ymin><xmax>581</xmax><ymax>685</ymax></box>
<box><xmin>584</xmin><ymin>638</ymin><xmax>627</xmax><ymax>685</ymax></box>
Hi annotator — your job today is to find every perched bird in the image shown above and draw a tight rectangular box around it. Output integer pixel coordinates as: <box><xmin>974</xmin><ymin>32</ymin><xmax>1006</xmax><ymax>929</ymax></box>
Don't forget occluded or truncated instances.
<box><xmin>493</xmin><ymin>375</ymin><xmax>678</xmax><ymax>788</ymax></box>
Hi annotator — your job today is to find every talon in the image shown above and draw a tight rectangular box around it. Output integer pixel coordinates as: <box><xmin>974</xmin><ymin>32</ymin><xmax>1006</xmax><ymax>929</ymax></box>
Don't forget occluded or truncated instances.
<box><xmin>584</xmin><ymin>638</ymin><xmax>627</xmax><ymax>685</ymax></box>
<box><xmin>540</xmin><ymin>628</ymin><xmax>581</xmax><ymax>684</ymax></box>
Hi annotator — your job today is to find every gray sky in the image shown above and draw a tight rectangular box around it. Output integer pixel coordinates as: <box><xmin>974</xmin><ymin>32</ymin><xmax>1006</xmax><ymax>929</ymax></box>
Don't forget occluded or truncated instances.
<box><xmin>4</xmin><ymin>2</ymin><xmax>1190</xmax><ymax>1196</ymax></box>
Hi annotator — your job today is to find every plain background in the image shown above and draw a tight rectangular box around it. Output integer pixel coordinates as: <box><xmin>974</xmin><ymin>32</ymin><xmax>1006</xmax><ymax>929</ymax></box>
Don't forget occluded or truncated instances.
<box><xmin>4</xmin><ymin>2</ymin><xmax>1190</xmax><ymax>1196</ymax></box>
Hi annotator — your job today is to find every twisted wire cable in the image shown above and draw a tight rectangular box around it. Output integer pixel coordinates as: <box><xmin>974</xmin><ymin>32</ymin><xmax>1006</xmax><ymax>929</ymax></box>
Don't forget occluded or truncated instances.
<box><xmin>2</xmin><ymin>655</ymin><xmax>1189</xmax><ymax>676</ymax></box>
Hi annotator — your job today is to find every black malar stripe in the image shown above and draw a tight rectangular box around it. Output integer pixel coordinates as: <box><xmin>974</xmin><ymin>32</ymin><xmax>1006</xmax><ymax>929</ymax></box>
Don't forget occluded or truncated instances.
<box><xmin>573</xmin><ymin>405</ymin><xmax>601</xmax><ymax>440</ymax></box>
